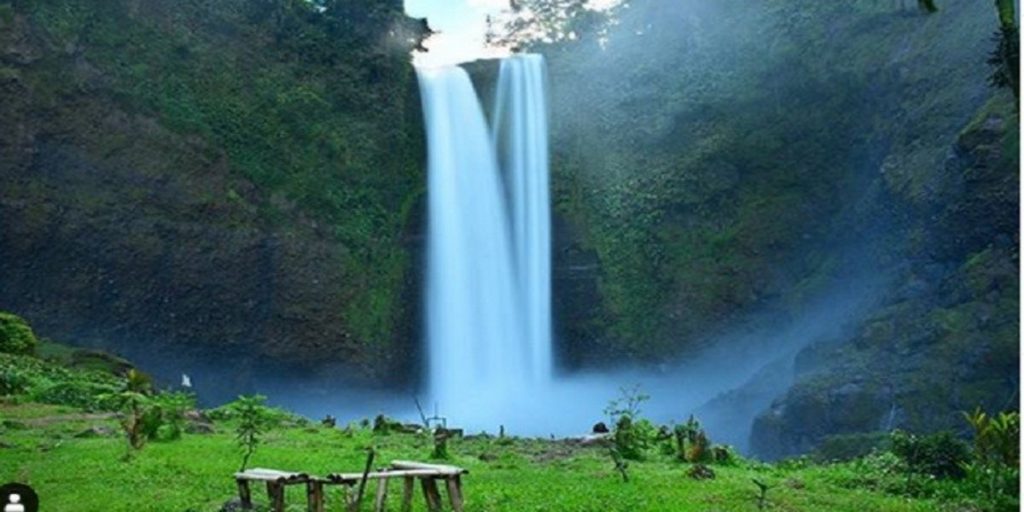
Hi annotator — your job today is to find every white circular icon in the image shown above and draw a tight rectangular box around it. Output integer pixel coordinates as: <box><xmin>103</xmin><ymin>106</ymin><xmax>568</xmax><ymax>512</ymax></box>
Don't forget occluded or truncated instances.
<box><xmin>4</xmin><ymin>493</ymin><xmax>24</xmax><ymax>512</ymax></box>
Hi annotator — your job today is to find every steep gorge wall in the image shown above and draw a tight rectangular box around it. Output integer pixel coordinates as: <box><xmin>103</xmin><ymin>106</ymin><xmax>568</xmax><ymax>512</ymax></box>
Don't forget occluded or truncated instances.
<box><xmin>0</xmin><ymin>0</ymin><xmax>427</xmax><ymax>391</ymax></box>
<box><xmin>537</xmin><ymin>0</ymin><xmax>1000</xmax><ymax>367</ymax></box>
<box><xmin>751</xmin><ymin>95</ymin><xmax>1019</xmax><ymax>459</ymax></box>
<box><xmin>521</xmin><ymin>0</ymin><xmax>1016</xmax><ymax>454</ymax></box>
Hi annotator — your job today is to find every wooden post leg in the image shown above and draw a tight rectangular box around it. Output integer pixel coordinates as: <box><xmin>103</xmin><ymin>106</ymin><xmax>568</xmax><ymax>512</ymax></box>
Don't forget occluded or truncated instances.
<box><xmin>307</xmin><ymin>480</ymin><xmax>325</xmax><ymax>512</ymax></box>
<box><xmin>341</xmin><ymin>484</ymin><xmax>355</xmax><ymax>511</ymax></box>
<box><xmin>266</xmin><ymin>481</ymin><xmax>285</xmax><ymax>512</ymax></box>
<box><xmin>345</xmin><ymin>484</ymin><xmax>356</xmax><ymax>512</ymax></box>
<box><xmin>401</xmin><ymin>476</ymin><xmax>415</xmax><ymax>512</ymax></box>
<box><xmin>236</xmin><ymin>479</ymin><xmax>252</xmax><ymax>509</ymax></box>
<box><xmin>421</xmin><ymin>477</ymin><xmax>443</xmax><ymax>512</ymax></box>
<box><xmin>446</xmin><ymin>476</ymin><xmax>464</xmax><ymax>512</ymax></box>
<box><xmin>374</xmin><ymin>477</ymin><xmax>389</xmax><ymax>512</ymax></box>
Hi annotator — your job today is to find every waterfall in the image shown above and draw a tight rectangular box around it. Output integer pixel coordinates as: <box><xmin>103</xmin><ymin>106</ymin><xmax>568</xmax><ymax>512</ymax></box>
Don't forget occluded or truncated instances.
<box><xmin>417</xmin><ymin>55</ymin><xmax>551</xmax><ymax>428</ymax></box>
<box><xmin>493</xmin><ymin>55</ymin><xmax>553</xmax><ymax>384</ymax></box>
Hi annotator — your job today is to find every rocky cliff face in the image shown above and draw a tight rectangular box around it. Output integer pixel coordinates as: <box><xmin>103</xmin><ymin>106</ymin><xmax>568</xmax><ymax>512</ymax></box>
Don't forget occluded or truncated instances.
<box><xmin>517</xmin><ymin>0</ymin><xmax>1015</xmax><ymax>455</ymax></box>
<box><xmin>750</xmin><ymin>95</ymin><xmax>1019</xmax><ymax>460</ymax></box>
<box><xmin>537</xmin><ymin>0</ymin><xmax>998</xmax><ymax>366</ymax></box>
<box><xmin>0</xmin><ymin>0</ymin><xmax>427</xmax><ymax>392</ymax></box>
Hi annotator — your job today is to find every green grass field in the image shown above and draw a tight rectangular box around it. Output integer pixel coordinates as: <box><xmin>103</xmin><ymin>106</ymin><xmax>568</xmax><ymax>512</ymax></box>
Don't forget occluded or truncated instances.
<box><xmin>0</xmin><ymin>401</ymin><xmax>982</xmax><ymax>512</ymax></box>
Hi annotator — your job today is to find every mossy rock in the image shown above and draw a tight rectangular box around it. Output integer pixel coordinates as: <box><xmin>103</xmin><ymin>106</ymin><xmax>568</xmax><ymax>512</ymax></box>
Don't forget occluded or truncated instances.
<box><xmin>0</xmin><ymin>311</ymin><xmax>37</xmax><ymax>355</ymax></box>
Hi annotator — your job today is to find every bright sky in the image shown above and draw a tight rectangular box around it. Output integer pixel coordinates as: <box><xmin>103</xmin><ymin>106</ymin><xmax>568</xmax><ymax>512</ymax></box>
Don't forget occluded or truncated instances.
<box><xmin>404</xmin><ymin>0</ymin><xmax>512</xmax><ymax>67</ymax></box>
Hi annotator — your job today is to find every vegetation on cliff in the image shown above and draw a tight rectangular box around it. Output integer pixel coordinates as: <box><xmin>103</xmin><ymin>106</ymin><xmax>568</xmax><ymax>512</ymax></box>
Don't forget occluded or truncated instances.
<box><xmin>535</xmin><ymin>0</ymin><xmax>1002</xmax><ymax>363</ymax></box>
<box><xmin>0</xmin><ymin>0</ymin><xmax>428</xmax><ymax>380</ymax></box>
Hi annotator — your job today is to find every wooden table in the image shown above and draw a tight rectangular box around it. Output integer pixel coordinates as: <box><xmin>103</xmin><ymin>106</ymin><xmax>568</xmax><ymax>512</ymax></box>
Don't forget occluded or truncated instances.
<box><xmin>234</xmin><ymin>460</ymin><xmax>468</xmax><ymax>512</ymax></box>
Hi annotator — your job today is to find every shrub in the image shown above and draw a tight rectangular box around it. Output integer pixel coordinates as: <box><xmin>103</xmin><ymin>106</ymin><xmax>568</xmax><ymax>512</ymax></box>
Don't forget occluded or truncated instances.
<box><xmin>0</xmin><ymin>367</ymin><xmax>30</xmax><ymax>395</ymax></box>
<box><xmin>233</xmin><ymin>394</ymin><xmax>274</xmax><ymax>471</ymax></box>
<box><xmin>961</xmin><ymin>408</ymin><xmax>1020</xmax><ymax>509</ymax></box>
<box><xmin>890</xmin><ymin>430</ymin><xmax>970</xmax><ymax>479</ymax></box>
<box><xmin>604</xmin><ymin>385</ymin><xmax>653</xmax><ymax>461</ymax></box>
<box><xmin>674</xmin><ymin>416</ymin><xmax>714</xmax><ymax>463</ymax></box>
<box><xmin>99</xmin><ymin>372</ymin><xmax>154</xmax><ymax>456</ymax></box>
<box><xmin>208</xmin><ymin>397</ymin><xmax>292</xmax><ymax>425</ymax></box>
<box><xmin>963</xmin><ymin>408</ymin><xmax>1019</xmax><ymax>467</ymax></box>
<box><xmin>150</xmin><ymin>392</ymin><xmax>196</xmax><ymax>441</ymax></box>
<box><xmin>29</xmin><ymin>378</ymin><xmax>116</xmax><ymax>410</ymax></box>
<box><xmin>612</xmin><ymin>415</ymin><xmax>656</xmax><ymax>461</ymax></box>
<box><xmin>0</xmin><ymin>312</ymin><xmax>38</xmax><ymax>355</ymax></box>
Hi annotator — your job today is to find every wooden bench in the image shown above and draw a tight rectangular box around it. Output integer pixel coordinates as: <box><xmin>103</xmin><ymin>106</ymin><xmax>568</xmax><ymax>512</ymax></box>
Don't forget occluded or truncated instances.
<box><xmin>235</xmin><ymin>460</ymin><xmax>467</xmax><ymax>512</ymax></box>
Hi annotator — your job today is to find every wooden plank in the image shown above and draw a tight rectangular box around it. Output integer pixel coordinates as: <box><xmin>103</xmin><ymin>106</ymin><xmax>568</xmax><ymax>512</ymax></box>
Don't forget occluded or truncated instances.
<box><xmin>373</xmin><ymin>476</ymin><xmax>389</xmax><ymax>512</ymax></box>
<box><xmin>421</xmin><ymin>477</ymin><xmax>442</xmax><ymax>512</ymax></box>
<box><xmin>266</xmin><ymin>481</ymin><xmax>285</xmax><ymax>512</ymax></box>
<box><xmin>236</xmin><ymin>468</ymin><xmax>309</xmax><ymax>482</ymax></box>
<box><xmin>236</xmin><ymin>479</ymin><xmax>252</xmax><ymax>509</ymax></box>
<box><xmin>401</xmin><ymin>476</ymin><xmax>415</xmax><ymax>512</ymax></box>
<box><xmin>306</xmin><ymin>480</ymin><xmax>324</xmax><ymax>512</ymax></box>
<box><xmin>446</xmin><ymin>475</ymin><xmax>464</xmax><ymax>512</ymax></box>
<box><xmin>391</xmin><ymin>460</ymin><xmax>467</xmax><ymax>474</ymax></box>
<box><xmin>328</xmin><ymin>469</ymin><xmax>462</xmax><ymax>483</ymax></box>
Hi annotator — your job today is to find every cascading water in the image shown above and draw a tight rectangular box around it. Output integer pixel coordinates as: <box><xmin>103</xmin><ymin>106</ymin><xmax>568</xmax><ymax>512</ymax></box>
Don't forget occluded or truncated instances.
<box><xmin>417</xmin><ymin>55</ymin><xmax>551</xmax><ymax>428</ymax></box>
<box><xmin>493</xmin><ymin>55</ymin><xmax>552</xmax><ymax>384</ymax></box>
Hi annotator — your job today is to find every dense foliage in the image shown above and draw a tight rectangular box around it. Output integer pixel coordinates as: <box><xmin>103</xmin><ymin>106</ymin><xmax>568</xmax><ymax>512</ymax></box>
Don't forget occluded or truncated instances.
<box><xmin>0</xmin><ymin>311</ymin><xmax>37</xmax><ymax>355</ymax></box>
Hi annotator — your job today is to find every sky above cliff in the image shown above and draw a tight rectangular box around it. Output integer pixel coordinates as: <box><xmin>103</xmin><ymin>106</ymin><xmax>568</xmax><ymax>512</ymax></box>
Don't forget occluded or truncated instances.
<box><xmin>404</xmin><ymin>0</ymin><xmax>510</xmax><ymax>67</ymax></box>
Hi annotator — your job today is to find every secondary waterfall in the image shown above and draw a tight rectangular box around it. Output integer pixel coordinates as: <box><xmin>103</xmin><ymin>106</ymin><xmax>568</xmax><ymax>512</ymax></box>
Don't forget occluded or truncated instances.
<box><xmin>417</xmin><ymin>55</ymin><xmax>551</xmax><ymax>428</ymax></box>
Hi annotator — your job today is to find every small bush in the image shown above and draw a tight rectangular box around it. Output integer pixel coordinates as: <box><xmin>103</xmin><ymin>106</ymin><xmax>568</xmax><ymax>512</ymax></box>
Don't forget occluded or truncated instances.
<box><xmin>99</xmin><ymin>369</ymin><xmax>156</xmax><ymax>456</ymax></box>
<box><xmin>961</xmin><ymin>408</ymin><xmax>1020</xmax><ymax>509</ymax></box>
<box><xmin>29</xmin><ymin>378</ymin><xmax>116</xmax><ymax>410</ymax></box>
<box><xmin>0</xmin><ymin>367</ymin><xmax>30</xmax><ymax>395</ymax></box>
<box><xmin>605</xmin><ymin>385</ymin><xmax>653</xmax><ymax>461</ymax></box>
<box><xmin>890</xmin><ymin>430</ymin><xmax>970</xmax><ymax>479</ymax></box>
<box><xmin>0</xmin><ymin>312</ymin><xmax>38</xmax><ymax>356</ymax></box>
<box><xmin>674</xmin><ymin>416</ymin><xmax>713</xmax><ymax>463</ymax></box>
<box><xmin>232</xmin><ymin>394</ymin><xmax>274</xmax><ymax>471</ymax></box>
<box><xmin>612</xmin><ymin>415</ymin><xmax>656</xmax><ymax>461</ymax></box>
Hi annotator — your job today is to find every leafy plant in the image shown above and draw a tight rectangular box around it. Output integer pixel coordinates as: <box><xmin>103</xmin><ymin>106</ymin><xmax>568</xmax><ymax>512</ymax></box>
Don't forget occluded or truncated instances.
<box><xmin>604</xmin><ymin>384</ymin><xmax>650</xmax><ymax>421</ymax></box>
<box><xmin>961</xmin><ymin>408</ymin><xmax>1020</xmax><ymax>508</ymax></box>
<box><xmin>0</xmin><ymin>367</ymin><xmax>30</xmax><ymax>395</ymax></box>
<box><xmin>963</xmin><ymin>408</ymin><xmax>1019</xmax><ymax>468</ymax></box>
<box><xmin>99</xmin><ymin>369</ymin><xmax>154</xmax><ymax>457</ymax></box>
<box><xmin>604</xmin><ymin>385</ymin><xmax>653</xmax><ymax>461</ymax></box>
<box><xmin>674</xmin><ymin>416</ymin><xmax>713</xmax><ymax>463</ymax></box>
<box><xmin>145</xmin><ymin>391</ymin><xmax>196</xmax><ymax>441</ymax></box>
<box><xmin>233</xmin><ymin>394</ymin><xmax>274</xmax><ymax>471</ymax></box>
<box><xmin>752</xmin><ymin>478</ymin><xmax>771</xmax><ymax>510</ymax></box>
